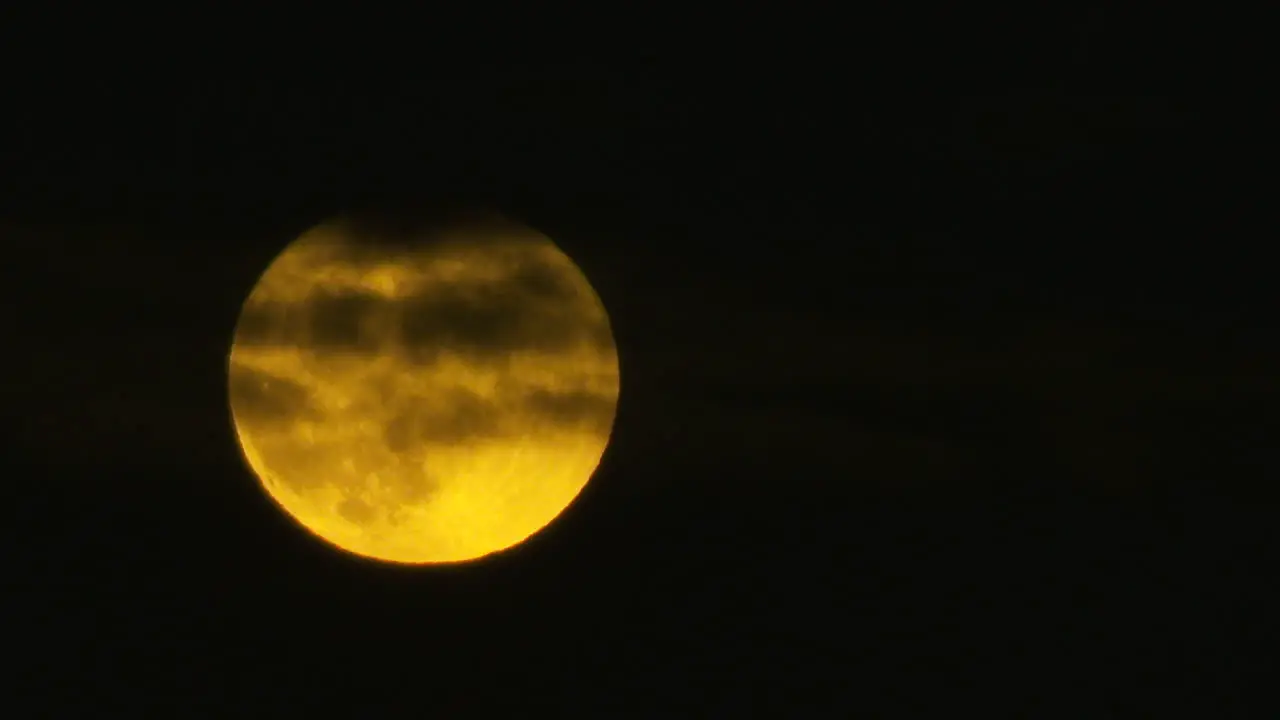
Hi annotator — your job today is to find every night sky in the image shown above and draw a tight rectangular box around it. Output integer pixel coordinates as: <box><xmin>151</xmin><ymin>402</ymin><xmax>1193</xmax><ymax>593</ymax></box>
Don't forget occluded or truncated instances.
<box><xmin>3</xmin><ymin>57</ymin><xmax>1276</xmax><ymax>712</ymax></box>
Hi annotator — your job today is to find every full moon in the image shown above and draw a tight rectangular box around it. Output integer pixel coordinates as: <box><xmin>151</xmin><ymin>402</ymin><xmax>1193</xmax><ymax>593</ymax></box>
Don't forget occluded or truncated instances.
<box><xmin>227</xmin><ymin>214</ymin><xmax>620</xmax><ymax>564</ymax></box>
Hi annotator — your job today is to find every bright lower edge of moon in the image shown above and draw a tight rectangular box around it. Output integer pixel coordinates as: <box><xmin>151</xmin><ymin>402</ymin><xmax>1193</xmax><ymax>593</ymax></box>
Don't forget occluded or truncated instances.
<box><xmin>227</xmin><ymin>216</ymin><xmax>620</xmax><ymax>565</ymax></box>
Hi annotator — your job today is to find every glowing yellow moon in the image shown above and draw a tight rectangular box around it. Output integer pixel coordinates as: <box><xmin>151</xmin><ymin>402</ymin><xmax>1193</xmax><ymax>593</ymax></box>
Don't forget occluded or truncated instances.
<box><xmin>227</xmin><ymin>215</ymin><xmax>619</xmax><ymax>564</ymax></box>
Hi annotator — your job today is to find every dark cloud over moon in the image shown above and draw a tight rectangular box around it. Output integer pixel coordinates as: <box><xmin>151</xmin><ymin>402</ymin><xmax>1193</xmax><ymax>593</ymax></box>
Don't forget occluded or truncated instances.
<box><xmin>227</xmin><ymin>366</ymin><xmax>320</xmax><ymax>424</ymax></box>
<box><xmin>235</xmin><ymin>238</ymin><xmax>613</xmax><ymax>362</ymax></box>
<box><xmin>522</xmin><ymin>387</ymin><xmax>619</xmax><ymax>433</ymax></box>
<box><xmin>230</xmin><ymin>215</ymin><xmax>619</xmax><ymax>448</ymax></box>
<box><xmin>381</xmin><ymin>387</ymin><xmax>509</xmax><ymax>450</ymax></box>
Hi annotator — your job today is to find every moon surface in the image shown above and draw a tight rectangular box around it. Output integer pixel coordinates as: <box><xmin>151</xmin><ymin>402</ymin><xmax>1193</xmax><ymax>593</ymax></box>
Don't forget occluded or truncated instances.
<box><xmin>227</xmin><ymin>214</ymin><xmax>620</xmax><ymax>564</ymax></box>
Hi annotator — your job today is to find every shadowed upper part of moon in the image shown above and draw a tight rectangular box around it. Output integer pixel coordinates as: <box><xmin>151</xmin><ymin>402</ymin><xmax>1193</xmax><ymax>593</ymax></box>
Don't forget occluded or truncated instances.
<box><xmin>234</xmin><ymin>223</ymin><xmax>614</xmax><ymax>362</ymax></box>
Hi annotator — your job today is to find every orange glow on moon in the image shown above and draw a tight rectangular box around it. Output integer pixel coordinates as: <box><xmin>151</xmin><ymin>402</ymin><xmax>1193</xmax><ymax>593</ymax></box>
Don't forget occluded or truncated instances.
<box><xmin>227</xmin><ymin>215</ymin><xmax>619</xmax><ymax>564</ymax></box>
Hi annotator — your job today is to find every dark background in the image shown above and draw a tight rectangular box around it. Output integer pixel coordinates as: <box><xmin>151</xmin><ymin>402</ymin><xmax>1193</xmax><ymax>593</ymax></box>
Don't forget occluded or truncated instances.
<box><xmin>2</xmin><ymin>43</ymin><xmax>1276</xmax><ymax>714</ymax></box>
